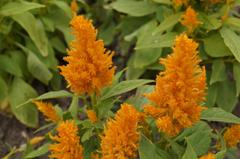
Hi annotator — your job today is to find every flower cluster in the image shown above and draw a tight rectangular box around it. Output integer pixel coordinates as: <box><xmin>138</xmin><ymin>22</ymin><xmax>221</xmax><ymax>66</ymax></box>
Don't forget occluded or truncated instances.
<box><xmin>181</xmin><ymin>6</ymin><xmax>201</xmax><ymax>33</ymax></box>
<box><xmin>100</xmin><ymin>103</ymin><xmax>140</xmax><ymax>159</ymax></box>
<box><xmin>223</xmin><ymin>124</ymin><xmax>240</xmax><ymax>147</ymax></box>
<box><xmin>49</xmin><ymin>120</ymin><xmax>84</xmax><ymax>159</ymax></box>
<box><xmin>33</xmin><ymin>101</ymin><xmax>60</xmax><ymax>122</ymax></box>
<box><xmin>144</xmin><ymin>33</ymin><xmax>206</xmax><ymax>136</ymax></box>
<box><xmin>199</xmin><ymin>152</ymin><xmax>215</xmax><ymax>159</ymax></box>
<box><xmin>59</xmin><ymin>15</ymin><xmax>115</xmax><ymax>95</ymax></box>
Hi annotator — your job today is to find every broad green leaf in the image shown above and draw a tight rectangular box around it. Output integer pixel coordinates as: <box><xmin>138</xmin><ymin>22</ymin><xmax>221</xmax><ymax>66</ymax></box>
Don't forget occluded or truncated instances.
<box><xmin>139</xmin><ymin>134</ymin><xmax>170</xmax><ymax>159</ymax></box>
<box><xmin>50</xmin><ymin>0</ymin><xmax>72</xmax><ymax>18</ymax></box>
<box><xmin>126</xmin><ymin>54</ymin><xmax>146</xmax><ymax>80</ymax></box>
<box><xmin>201</xmin><ymin>107</ymin><xmax>240</xmax><ymax>124</ymax></box>
<box><xmin>233</xmin><ymin>62</ymin><xmax>240</xmax><ymax>96</ymax></box>
<box><xmin>11</xmin><ymin>12</ymin><xmax>48</xmax><ymax>57</ymax></box>
<box><xmin>27</xmin><ymin>52</ymin><xmax>53</xmax><ymax>85</ymax></box>
<box><xmin>97</xmin><ymin>97</ymin><xmax>117</xmax><ymax>118</ymax></box>
<box><xmin>101</xmin><ymin>79</ymin><xmax>153</xmax><ymax>100</ymax></box>
<box><xmin>0</xmin><ymin>1</ymin><xmax>44</xmax><ymax>16</ymax></box>
<box><xmin>225</xmin><ymin>17</ymin><xmax>240</xmax><ymax>31</ymax></box>
<box><xmin>25</xmin><ymin>143</ymin><xmax>49</xmax><ymax>158</ymax></box>
<box><xmin>199</xmin><ymin>13</ymin><xmax>221</xmax><ymax>30</ymax></box>
<box><xmin>0</xmin><ymin>76</ymin><xmax>8</xmax><ymax>102</ymax></box>
<box><xmin>152</xmin><ymin>0</ymin><xmax>171</xmax><ymax>4</ymax></box>
<box><xmin>203</xmin><ymin>33</ymin><xmax>232</xmax><ymax>57</ymax></box>
<box><xmin>206</xmin><ymin>83</ymin><xmax>218</xmax><ymax>107</ymax></box>
<box><xmin>10</xmin><ymin>78</ymin><xmax>38</xmax><ymax>127</ymax></box>
<box><xmin>216</xmin><ymin>80</ymin><xmax>237</xmax><ymax>112</ymax></box>
<box><xmin>134</xmin><ymin>48</ymin><xmax>162</xmax><ymax>68</ymax></box>
<box><xmin>153</xmin><ymin>13</ymin><xmax>182</xmax><ymax>35</ymax></box>
<box><xmin>0</xmin><ymin>54</ymin><xmax>22</xmax><ymax>77</ymax></box>
<box><xmin>136</xmin><ymin>33</ymin><xmax>177</xmax><ymax>50</ymax></box>
<box><xmin>182</xmin><ymin>140</ymin><xmax>197</xmax><ymax>159</ymax></box>
<box><xmin>69</xmin><ymin>95</ymin><xmax>79</xmax><ymax>119</ymax></box>
<box><xmin>220</xmin><ymin>27</ymin><xmax>240</xmax><ymax>62</ymax></box>
<box><xmin>50</xmin><ymin>37</ymin><xmax>66</xmax><ymax>54</ymax></box>
<box><xmin>36</xmin><ymin>90</ymin><xmax>73</xmax><ymax>100</ymax></box>
<box><xmin>210</xmin><ymin>60</ymin><xmax>226</xmax><ymax>85</ymax></box>
<box><xmin>81</xmin><ymin>128</ymin><xmax>94</xmax><ymax>142</ymax></box>
<box><xmin>111</xmin><ymin>0</ymin><xmax>157</xmax><ymax>17</ymax></box>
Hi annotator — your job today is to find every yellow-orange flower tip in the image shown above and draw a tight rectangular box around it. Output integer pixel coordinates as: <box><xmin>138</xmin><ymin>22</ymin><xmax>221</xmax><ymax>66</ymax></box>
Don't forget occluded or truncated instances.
<box><xmin>86</xmin><ymin>109</ymin><xmax>98</xmax><ymax>123</ymax></box>
<box><xmin>173</xmin><ymin>0</ymin><xmax>188</xmax><ymax>7</ymax></box>
<box><xmin>49</xmin><ymin>120</ymin><xmax>84</xmax><ymax>159</ymax></box>
<box><xmin>71</xmin><ymin>0</ymin><xmax>78</xmax><ymax>15</ymax></box>
<box><xmin>33</xmin><ymin>101</ymin><xmax>60</xmax><ymax>122</ymax></box>
<box><xmin>181</xmin><ymin>6</ymin><xmax>201</xmax><ymax>33</ymax></box>
<box><xmin>30</xmin><ymin>136</ymin><xmax>45</xmax><ymax>145</ymax></box>
<box><xmin>223</xmin><ymin>124</ymin><xmax>240</xmax><ymax>148</ymax></box>
<box><xmin>101</xmin><ymin>103</ymin><xmax>140</xmax><ymax>159</ymax></box>
<box><xmin>199</xmin><ymin>152</ymin><xmax>215</xmax><ymax>159</ymax></box>
<box><xmin>59</xmin><ymin>15</ymin><xmax>115</xmax><ymax>95</ymax></box>
<box><xmin>145</xmin><ymin>33</ymin><xmax>206</xmax><ymax>137</ymax></box>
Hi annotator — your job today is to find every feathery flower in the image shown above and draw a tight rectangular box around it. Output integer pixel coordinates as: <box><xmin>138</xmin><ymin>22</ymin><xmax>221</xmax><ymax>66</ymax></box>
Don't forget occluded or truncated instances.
<box><xmin>49</xmin><ymin>120</ymin><xmax>84</xmax><ymax>159</ymax></box>
<box><xmin>70</xmin><ymin>0</ymin><xmax>78</xmax><ymax>14</ymax></box>
<box><xmin>173</xmin><ymin>0</ymin><xmax>188</xmax><ymax>7</ymax></box>
<box><xmin>101</xmin><ymin>103</ymin><xmax>140</xmax><ymax>159</ymax></box>
<box><xmin>144</xmin><ymin>34</ymin><xmax>206</xmax><ymax>137</ymax></box>
<box><xmin>86</xmin><ymin>109</ymin><xmax>98</xmax><ymax>123</ymax></box>
<box><xmin>199</xmin><ymin>152</ymin><xmax>215</xmax><ymax>159</ymax></box>
<box><xmin>181</xmin><ymin>6</ymin><xmax>201</xmax><ymax>33</ymax></box>
<box><xmin>33</xmin><ymin>101</ymin><xmax>60</xmax><ymax>122</ymax></box>
<box><xmin>59</xmin><ymin>15</ymin><xmax>115</xmax><ymax>95</ymax></box>
<box><xmin>223</xmin><ymin>124</ymin><xmax>240</xmax><ymax>147</ymax></box>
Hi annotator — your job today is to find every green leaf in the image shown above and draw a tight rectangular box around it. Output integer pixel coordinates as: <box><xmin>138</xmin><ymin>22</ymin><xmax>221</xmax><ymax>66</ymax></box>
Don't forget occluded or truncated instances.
<box><xmin>9</xmin><ymin>78</ymin><xmax>38</xmax><ymax>127</ymax></box>
<box><xmin>0</xmin><ymin>54</ymin><xmax>22</xmax><ymax>77</ymax></box>
<box><xmin>134</xmin><ymin>48</ymin><xmax>162</xmax><ymax>68</ymax></box>
<box><xmin>97</xmin><ymin>97</ymin><xmax>117</xmax><ymax>118</ymax></box>
<box><xmin>126</xmin><ymin>54</ymin><xmax>146</xmax><ymax>80</ymax></box>
<box><xmin>182</xmin><ymin>140</ymin><xmax>197</xmax><ymax>159</ymax></box>
<box><xmin>0</xmin><ymin>76</ymin><xmax>8</xmax><ymax>102</ymax></box>
<box><xmin>224</xmin><ymin>17</ymin><xmax>240</xmax><ymax>31</ymax></box>
<box><xmin>111</xmin><ymin>0</ymin><xmax>157</xmax><ymax>17</ymax></box>
<box><xmin>152</xmin><ymin>0</ymin><xmax>171</xmax><ymax>4</ymax></box>
<box><xmin>139</xmin><ymin>134</ymin><xmax>170</xmax><ymax>159</ymax></box>
<box><xmin>11</xmin><ymin>12</ymin><xmax>48</xmax><ymax>57</ymax></box>
<box><xmin>210</xmin><ymin>60</ymin><xmax>227</xmax><ymax>85</ymax></box>
<box><xmin>220</xmin><ymin>27</ymin><xmax>240</xmax><ymax>62</ymax></box>
<box><xmin>233</xmin><ymin>62</ymin><xmax>240</xmax><ymax>96</ymax></box>
<box><xmin>81</xmin><ymin>129</ymin><xmax>94</xmax><ymax>142</ymax></box>
<box><xmin>36</xmin><ymin>90</ymin><xmax>73</xmax><ymax>100</ymax></box>
<box><xmin>206</xmin><ymin>83</ymin><xmax>218</xmax><ymax>107</ymax></box>
<box><xmin>153</xmin><ymin>13</ymin><xmax>182</xmax><ymax>35</ymax></box>
<box><xmin>199</xmin><ymin>13</ymin><xmax>222</xmax><ymax>30</ymax></box>
<box><xmin>0</xmin><ymin>1</ymin><xmax>44</xmax><ymax>16</ymax></box>
<box><xmin>203</xmin><ymin>33</ymin><xmax>232</xmax><ymax>57</ymax></box>
<box><xmin>25</xmin><ymin>143</ymin><xmax>49</xmax><ymax>158</ymax></box>
<box><xmin>216</xmin><ymin>80</ymin><xmax>237</xmax><ymax>112</ymax></box>
<box><xmin>69</xmin><ymin>95</ymin><xmax>79</xmax><ymax>119</ymax></box>
<box><xmin>101</xmin><ymin>79</ymin><xmax>153</xmax><ymax>100</ymax></box>
<box><xmin>50</xmin><ymin>0</ymin><xmax>72</xmax><ymax>18</ymax></box>
<box><xmin>27</xmin><ymin>52</ymin><xmax>53</xmax><ymax>85</ymax></box>
<box><xmin>201</xmin><ymin>108</ymin><xmax>240</xmax><ymax>124</ymax></box>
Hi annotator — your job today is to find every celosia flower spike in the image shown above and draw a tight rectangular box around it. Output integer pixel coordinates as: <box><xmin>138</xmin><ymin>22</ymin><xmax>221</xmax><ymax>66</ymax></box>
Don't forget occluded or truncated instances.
<box><xmin>86</xmin><ymin>109</ymin><xmax>98</xmax><ymax>123</ymax></box>
<box><xmin>71</xmin><ymin>0</ymin><xmax>78</xmax><ymax>14</ymax></box>
<box><xmin>59</xmin><ymin>15</ymin><xmax>115</xmax><ymax>95</ymax></box>
<box><xmin>33</xmin><ymin>101</ymin><xmax>60</xmax><ymax>122</ymax></box>
<box><xmin>144</xmin><ymin>33</ymin><xmax>206</xmax><ymax>136</ymax></box>
<box><xmin>181</xmin><ymin>6</ymin><xmax>201</xmax><ymax>33</ymax></box>
<box><xmin>101</xmin><ymin>103</ymin><xmax>140</xmax><ymax>159</ymax></box>
<box><xmin>199</xmin><ymin>152</ymin><xmax>215</xmax><ymax>159</ymax></box>
<box><xmin>223</xmin><ymin>124</ymin><xmax>240</xmax><ymax>147</ymax></box>
<box><xmin>49</xmin><ymin>120</ymin><xmax>84</xmax><ymax>159</ymax></box>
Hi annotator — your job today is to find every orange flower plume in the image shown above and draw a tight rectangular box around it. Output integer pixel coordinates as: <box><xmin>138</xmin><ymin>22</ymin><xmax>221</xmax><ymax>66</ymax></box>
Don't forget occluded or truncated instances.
<box><xmin>181</xmin><ymin>6</ymin><xmax>201</xmax><ymax>33</ymax></box>
<box><xmin>144</xmin><ymin>34</ymin><xmax>206</xmax><ymax>136</ymax></box>
<box><xmin>199</xmin><ymin>152</ymin><xmax>215</xmax><ymax>159</ymax></box>
<box><xmin>223</xmin><ymin>124</ymin><xmax>240</xmax><ymax>147</ymax></box>
<box><xmin>59</xmin><ymin>15</ymin><xmax>115</xmax><ymax>95</ymax></box>
<box><xmin>33</xmin><ymin>101</ymin><xmax>60</xmax><ymax>122</ymax></box>
<box><xmin>49</xmin><ymin>120</ymin><xmax>84</xmax><ymax>159</ymax></box>
<box><xmin>86</xmin><ymin>109</ymin><xmax>98</xmax><ymax>123</ymax></box>
<box><xmin>173</xmin><ymin>0</ymin><xmax>188</xmax><ymax>7</ymax></box>
<box><xmin>70</xmin><ymin>0</ymin><xmax>78</xmax><ymax>14</ymax></box>
<box><xmin>101</xmin><ymin>103</ymin><xmax>140</xmax><ymax>159</ymax></box>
